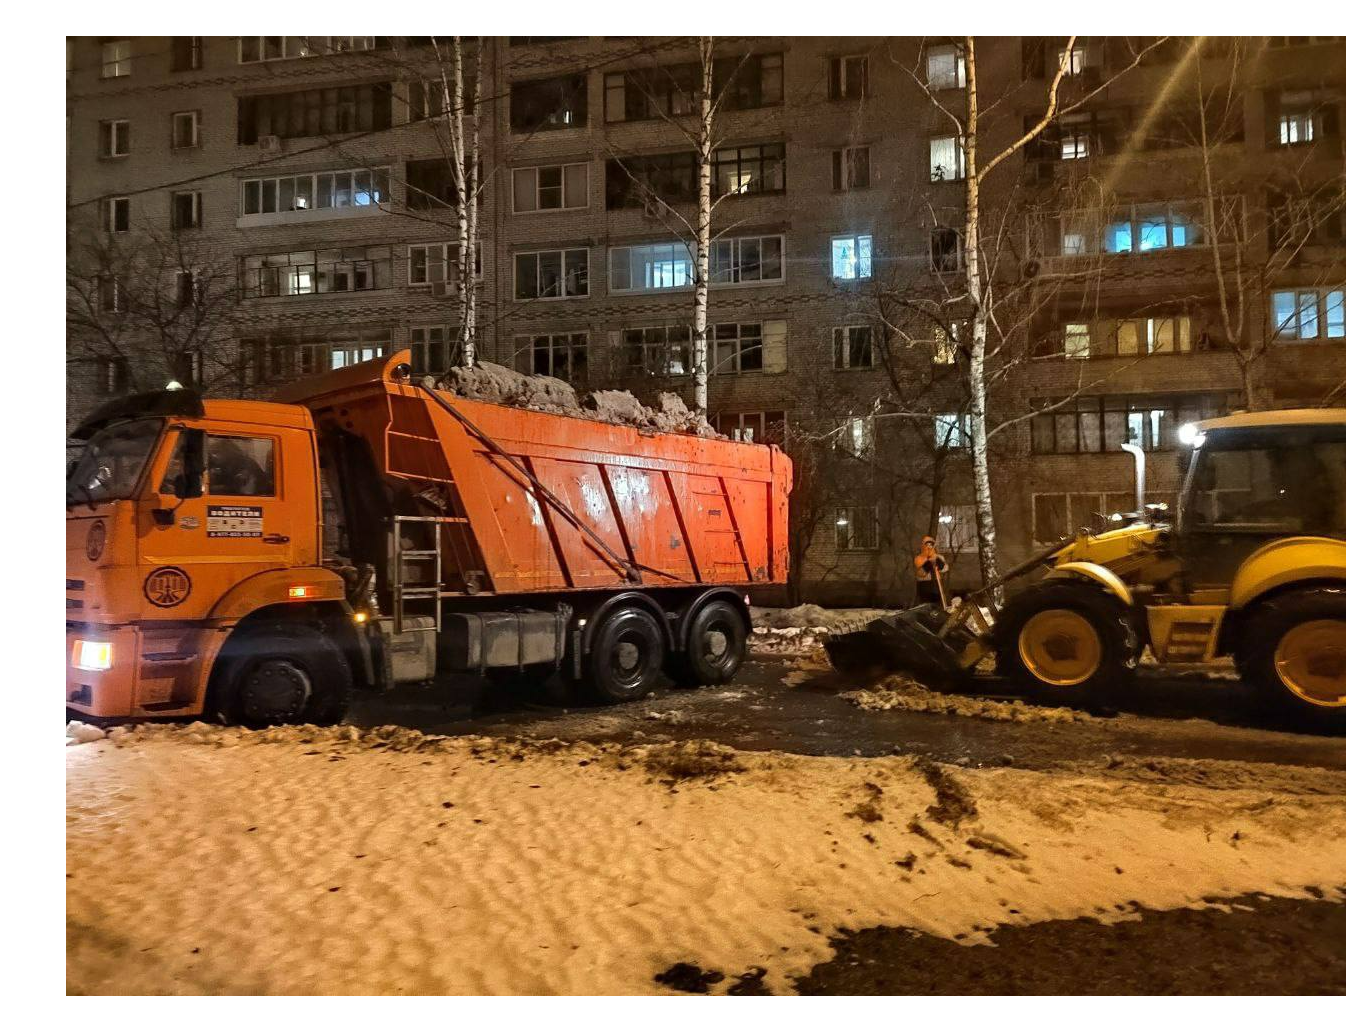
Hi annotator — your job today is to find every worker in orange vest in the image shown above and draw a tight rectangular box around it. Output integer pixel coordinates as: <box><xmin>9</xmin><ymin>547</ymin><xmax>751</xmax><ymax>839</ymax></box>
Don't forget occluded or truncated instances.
<box><xmin>914</xmin><ymin>536</ymin><xmax>949</xmax><ymax>607</ymax></box>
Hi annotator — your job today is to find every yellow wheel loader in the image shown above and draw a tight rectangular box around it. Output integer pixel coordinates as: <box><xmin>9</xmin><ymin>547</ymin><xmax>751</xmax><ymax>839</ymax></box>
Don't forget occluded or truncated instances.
<box><xmin>825</xmin><ymin>409</ymin><xmax>1345</xmax><ymax>723</ymax></box>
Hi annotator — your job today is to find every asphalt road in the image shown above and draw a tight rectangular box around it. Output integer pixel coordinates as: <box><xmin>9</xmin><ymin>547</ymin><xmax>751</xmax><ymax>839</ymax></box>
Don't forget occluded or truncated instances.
<box><xmin>350</xmin><ymin>654</ymin><xmax>1345</xmax><ymax>773</ymax></box>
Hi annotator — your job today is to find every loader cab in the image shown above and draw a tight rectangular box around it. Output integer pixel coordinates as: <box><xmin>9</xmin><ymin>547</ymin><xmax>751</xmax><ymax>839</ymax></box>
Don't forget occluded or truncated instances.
<box><xmin>1175</xmin><ymin>411</ymin><xmax>1345</xmax><ymax>597</ymax></box>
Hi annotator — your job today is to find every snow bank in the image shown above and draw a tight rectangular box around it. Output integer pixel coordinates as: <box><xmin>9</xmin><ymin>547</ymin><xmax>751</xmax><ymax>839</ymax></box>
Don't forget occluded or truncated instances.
<box><xmin>437</xmin><ymin>361</ymin><xmax>719</xmax><ymax>438</ymax></box>
<box><xmin>750</xmin><ymin>605</ymin><xmax>893</xmax><ymax>656</ymax></box>
<box><xmin>67</xmin><ymin>724</ymin><xmax>1344</xmax><ymax>994</ymax></box>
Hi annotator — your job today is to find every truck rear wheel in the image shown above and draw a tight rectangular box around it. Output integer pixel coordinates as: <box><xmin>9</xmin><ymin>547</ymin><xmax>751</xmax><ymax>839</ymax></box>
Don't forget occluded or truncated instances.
<box><xmin>994</xmin><ymin>581</ymin><xmax>1138</xmax><ymax>707</ymax></box>
<box><xmin>581</xmin><ymin>606</ymin><xmax>664</xmax><ymax>703</ymax></box>
<box><xmin>208</xmin><ymin>621</ymin><xmax>353</xmax><ymax>728</ymax></box>
<box><xmin>1238</xmin><ymin>587</ymin><xmax>1344</xmax><ymax>725</ymax></box>
<box><xmin>672</xmin><ymin>600</ymin><xmax>747</xmax><ymax>687</ymax></box>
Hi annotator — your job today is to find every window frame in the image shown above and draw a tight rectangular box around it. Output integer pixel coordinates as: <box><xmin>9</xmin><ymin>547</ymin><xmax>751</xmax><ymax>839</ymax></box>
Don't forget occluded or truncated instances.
<box><xmin>240</xmin><ymin>167</ymin><xmax>391</xmax><ymax>218</ymax></box>
<box><xmin>830</xmin><ymin>234</ymin><xmax>874</xmax><ymax>281</ymax></box>
<box><xmin>832</xmin><ymin>145</ymin><xmax>871</xmax><ymax>191</ymax></box>
<box><xmin>511</xmin><ymin>162</ymin><xmax>590</xmax><ymax>214</ymax></box>
<box><xmin>522</xmin><ymin>331</ymin><xmax>589</xmax><ymax>386</ymax></box>
<box><xmin>832</xmin><ymin>325</ymin><xmax>875</xmax><ymax>370</ymax></box>
<box><xmin>99</xmin><ymin>119</ymin><xmax>130</xmax><ymax>159</ymax></box>
<box><xmin>834</xmin><ymin>505</ymin><xmax>880</xmax><ymax>551</ymax></box>
<box><xmin>1272</xmin><ymin>287</ymin><xmax>1345</xmax><ymax>342</ymax></box>
<box><xmin>607</xmin><ymin>241</ymin><xmax>696</xmax><ymax>295</ymax></box>
<box><xmin>828</xmin><ymin>54</ymin><xmax>869</xmax><ymax>101</ymax></box>
<box><xmin>929</xmin><ymin>135</ymin><xmax>965</xmax><ymax>182</ymax></box>
<box><xmin>101</xmin><ymin>40</ymin><xmax>132</xmax><ymax>78</ymax></box>
<box><xmin>710</xmin><ymin>234</ymin><xmax>786</xmax><ymax>288</ymax></box>
<box><xmin>170</xmin><ymin>191</ymin><xmax>202</xmax><ymax>231</ymax></box>
<box><xmin>171</xmin><ymin>110</ymin><xmax>200</xmax><ymax>150</ymax></box>
<box><xmin>926</xmin><ymin>44</ymin><xmax>966</xmax><ymax>91</ymax></box>
<box><xmin>708</xmin><ymin>322</ymin><xmax>766</xmax><ymax>376</ymax></box>
<box><xmin>712</xmin><ymin>143</ymin><xmax>786</xmax><ymax>198</ymax></box>
<box><xmin>513</xmin><ymin>247</ymin><xmax>590</xmax><ymax>301</ymax></box>
<box><xmin>103</xmin><ymin>196</ymin><xmax>131</xmax><ymax>234</ymax></box>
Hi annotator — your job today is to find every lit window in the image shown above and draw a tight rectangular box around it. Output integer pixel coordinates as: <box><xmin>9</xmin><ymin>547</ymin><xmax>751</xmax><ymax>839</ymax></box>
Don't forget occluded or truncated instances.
<box><xmin>609</xmin><ymin>242</ymin><xmax>694</xmax><ymax>293</ymax></box>
<box><xmin>831</xmin><ymin>234</ymin><xmax>873</xmax><ymax>280</ymax></box>
<box><xmin>1273</xmin><ymin>288</ymin><xmax>1344</xmax><ymax>341</ymax></box>
<box><xmin>926</xmin><ymin>44</ymin><xmax>965</xmax><ymax>90</ymax></box>
<box><xmin>1059</xmin><ymin>132</ymin><xmax>1088</xmax><ymax>160</ymax></box>
<box><xmin>1279</xmin><ymin>111</ymin><xmax>1315</xmax><ymax>145</ymax></box>
<box><xmin>1063</xmin><ymin>323</ymin><xmax>1091</xmax><ymax>359</ymax></box>
<box><xmin>929</xmin><ymin>136</ymin><xmax>964</xmax><ymax>181</ymax></box>
<box><xmin>935</xmin><ymin>413</ymin><xmax>971</xmax><ymax>449</ymax></box>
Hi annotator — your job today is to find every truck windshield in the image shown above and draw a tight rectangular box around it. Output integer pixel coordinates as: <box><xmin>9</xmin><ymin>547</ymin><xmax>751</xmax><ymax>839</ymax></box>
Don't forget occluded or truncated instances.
<box><xmin>66</xmin><ymin>419</ymin><xmax>163</xmax><ymax>508</ymax></box>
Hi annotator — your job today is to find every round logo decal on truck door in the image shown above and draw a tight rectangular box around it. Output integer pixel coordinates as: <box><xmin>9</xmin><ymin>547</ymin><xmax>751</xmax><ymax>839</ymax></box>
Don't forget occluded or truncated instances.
<box><xmin>144</xmin><ymin>567</ymin><xmax>192</xmax><ymax>607</ymax></box>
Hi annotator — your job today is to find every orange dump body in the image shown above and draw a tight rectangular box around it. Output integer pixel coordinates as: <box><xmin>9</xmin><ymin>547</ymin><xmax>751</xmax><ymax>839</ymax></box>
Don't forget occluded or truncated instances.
<box><xmin>278</xmin><ymin>351</ymin><xmax>792</xmax><ymax>597</ymax></box>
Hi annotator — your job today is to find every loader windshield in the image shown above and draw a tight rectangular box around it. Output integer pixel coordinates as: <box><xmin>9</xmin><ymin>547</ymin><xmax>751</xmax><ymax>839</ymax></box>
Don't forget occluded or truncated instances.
<box><xmin>65</xmin><ymin>418</ymin><xmax>163</xmax><ymax>508</ymax></box>
<box><xmin>1184</xmin><ymin>425</ymin><xmax>1345</xmax><ymax>537</ymax></box>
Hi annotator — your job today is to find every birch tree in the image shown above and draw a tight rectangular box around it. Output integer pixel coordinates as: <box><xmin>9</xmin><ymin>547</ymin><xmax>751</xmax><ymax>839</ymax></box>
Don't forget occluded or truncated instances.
<box><xmin>432</xmin><ymin>36</ymin><xmax>484</xmax><ymax>368</ymax></box>
<box><xmin>895</xmin><ymin>35</ymin><xmax>1168</xmax><ymax>597</ymax></box>
<box><xmin>603</xmin><ymin>38</ymin><xmax>778</xmax><ymax>414</ymax></box>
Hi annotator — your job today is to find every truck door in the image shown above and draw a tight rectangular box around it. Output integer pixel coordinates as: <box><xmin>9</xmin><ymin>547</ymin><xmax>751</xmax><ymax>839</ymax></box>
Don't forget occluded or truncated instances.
<box><xmin>137</xmin><ymin>426</ymin><xmax>298</xmax><ymax>621</ymax></box>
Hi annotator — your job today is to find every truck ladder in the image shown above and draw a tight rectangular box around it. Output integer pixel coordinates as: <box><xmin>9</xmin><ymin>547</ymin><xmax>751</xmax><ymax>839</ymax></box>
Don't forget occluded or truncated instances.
<box><xmin>391</xmin><ymin>515</ymin><xmax>466</xmax><ymax>635</ymax></box>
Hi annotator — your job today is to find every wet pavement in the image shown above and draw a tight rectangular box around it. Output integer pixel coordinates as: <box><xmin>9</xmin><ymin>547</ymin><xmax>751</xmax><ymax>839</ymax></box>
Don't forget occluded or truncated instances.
<box><xmin>350</xmin><ymin>654</ymin><xmax>1345</xmax><ymax>772</ymax></box>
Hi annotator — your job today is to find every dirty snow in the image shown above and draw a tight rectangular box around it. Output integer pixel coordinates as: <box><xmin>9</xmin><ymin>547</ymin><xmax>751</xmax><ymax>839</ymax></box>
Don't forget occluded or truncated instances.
<box><xmin>68</xmin><ymin>722</ymin><xmax>1344</xmax><ymax>994</ymax></box>
<box><xmin>437</xmin><ymin>361</ymin><xmax>719</xmax><ymax>437</ymax></box>
<box><xmin>837</xmin><ymin>674</ymin><xmax>1098</xmax><ymax>725</ymax></box>
<box><xmin>750</xmin><ymin>605</ymin><xmax>893</xmax><ymax>656</ymax></box>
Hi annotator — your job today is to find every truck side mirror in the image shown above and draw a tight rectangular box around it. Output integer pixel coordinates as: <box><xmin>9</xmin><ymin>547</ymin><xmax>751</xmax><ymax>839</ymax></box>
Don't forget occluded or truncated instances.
<box><xmin>173</xmin><ymin>429</ymin><xmax>205</xmax><ymax>499</ymax></box>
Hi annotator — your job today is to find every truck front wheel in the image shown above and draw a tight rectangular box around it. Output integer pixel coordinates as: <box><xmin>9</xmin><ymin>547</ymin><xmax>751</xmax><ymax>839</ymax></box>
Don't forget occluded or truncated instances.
<box><xmin>582</xmin><ymin>607</ymin><xmax>664</xmax><ymax>703</ymax></box>
<box><xmin>994</xmin><ymin>581</ymin><xmax>1139</xmax><ymax>707</ymax></box>
<box><xmin>1238</xmin><ymin>587</ymin><xmax>1345</xmax><ymax>726</ymax></box>
<box><xmin>672</xmin><ymin>600</ymin><xmax>748</xmax><ymax>687</ymax></box>
<box><xmin>208</xmin><ymin>621</ymin><xmax>353</xmax><ymax>727</ymax></box>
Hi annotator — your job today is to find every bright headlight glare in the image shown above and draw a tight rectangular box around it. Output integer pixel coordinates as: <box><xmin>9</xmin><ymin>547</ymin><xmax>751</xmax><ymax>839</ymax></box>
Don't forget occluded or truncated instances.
<box><xmin>72</xmin><ymin>640</ymin><xmax>113</xmax><ymax>672</ymax></box>
<box><xmin>1177</xmin><ymin>422</ymin><xmax>1205</xmax><ymax>447</ymax></box>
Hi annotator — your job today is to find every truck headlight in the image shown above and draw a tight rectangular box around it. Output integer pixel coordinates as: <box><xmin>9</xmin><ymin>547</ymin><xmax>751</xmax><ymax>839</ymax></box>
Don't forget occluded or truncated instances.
<box><xmin>72</xmin><ymin>640</ymin><xmax>113</xmax><ymax>671</ymax></box>
<box><xmin>1177</xmin><ymin>422</ymin><xmax>1205</xmax><ymax>447</ymax></box>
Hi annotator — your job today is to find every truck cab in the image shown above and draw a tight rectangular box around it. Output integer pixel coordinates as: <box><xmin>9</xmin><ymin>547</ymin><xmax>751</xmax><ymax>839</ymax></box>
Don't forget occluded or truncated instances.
<box><xmin>65</xmin><ymin>390</ymin><xmax>355</xmax><ymax>721</ymax></box>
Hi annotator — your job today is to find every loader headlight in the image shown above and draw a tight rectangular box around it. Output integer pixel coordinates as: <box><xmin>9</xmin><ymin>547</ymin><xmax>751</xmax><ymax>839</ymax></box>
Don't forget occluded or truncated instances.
<box><xmin>1177</xmin><ymin>422</ymin><xmax>1205</xmax><ymax>447</ymax></box>
<box><xmin>72</xmin><ymin>640</ymin><xmax>113</xmax><ymax>672</ymax></box>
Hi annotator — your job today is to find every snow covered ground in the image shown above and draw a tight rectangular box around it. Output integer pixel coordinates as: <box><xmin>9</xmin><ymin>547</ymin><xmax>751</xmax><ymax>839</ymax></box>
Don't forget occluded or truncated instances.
<box><xmin>67</xmin><ymin>723</ymin><xmax>1344</xmax><ymax>995</ymax></box>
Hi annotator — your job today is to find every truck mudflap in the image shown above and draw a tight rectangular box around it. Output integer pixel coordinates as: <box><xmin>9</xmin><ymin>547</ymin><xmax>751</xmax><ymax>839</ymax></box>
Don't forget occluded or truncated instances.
<box><xmin>66</xmin><ymin>621</ymin><xmax>228</xmax><ymax>719</ymax></box>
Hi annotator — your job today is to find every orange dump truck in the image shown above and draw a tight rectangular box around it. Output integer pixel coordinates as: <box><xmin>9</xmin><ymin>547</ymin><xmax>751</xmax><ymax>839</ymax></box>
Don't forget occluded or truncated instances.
<box><xmin>66</xmin><ymin>351</ymin><xmax>792</xmax><ymax>725</ymax></box>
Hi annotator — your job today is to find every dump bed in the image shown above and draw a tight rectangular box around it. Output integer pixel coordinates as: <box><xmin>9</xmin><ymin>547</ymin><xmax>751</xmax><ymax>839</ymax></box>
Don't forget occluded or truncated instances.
<box><xmin>276</xmin><ymin>352</ymin><xmax>792</xmax><ymax>596</ymax></box>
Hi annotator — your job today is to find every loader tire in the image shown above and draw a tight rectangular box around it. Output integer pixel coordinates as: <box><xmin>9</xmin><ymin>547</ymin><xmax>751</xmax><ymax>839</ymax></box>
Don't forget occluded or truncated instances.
<box><xmin>994</xmin><ymin>581</ymin><xmax>1138</xmax><ymax>708</ymax></box>
<box><xmin>208</xmin><ymin>621</ymin><xmax>353</xmax><ymax>728</ymax></box>
<box><xmin>867</xmin><ymin>610</ymin><xmax>970</xmax><ymax>693</ymax></box>
<box><xmin>581</xmin><ymin>606</ymin><xmax>664</xmax><ymax>704</ymax></box>
<box><xmin>1238</xmin><ymin>587</ymin><xmax>1344</xmax><ymax>728</ymax></box>
<box><xmin>671</xmin><ymin>600</ymin><xmax>748</xmax><ymax>687</ymax></box>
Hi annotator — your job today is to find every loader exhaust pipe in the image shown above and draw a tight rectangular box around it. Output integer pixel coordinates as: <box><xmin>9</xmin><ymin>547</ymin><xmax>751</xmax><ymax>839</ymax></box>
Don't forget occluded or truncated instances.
<box><xmin>1120</xmin><ymin>442</ymin><xmax>1146</xmax><ymax>520</ymax></box>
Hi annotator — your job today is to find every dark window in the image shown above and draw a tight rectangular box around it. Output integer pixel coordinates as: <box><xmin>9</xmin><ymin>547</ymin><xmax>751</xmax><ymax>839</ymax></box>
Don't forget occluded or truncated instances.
<box><xmin>833</xmin><ymin>146</ymin><xmax>870</xmax><ymax>190</ymax></box>
<box><xmin>405</xmin><ymin>158</ymin><xmax>480</xmax><ymax>211</ymax></box>
<box><xmin>833</xmin><ymin>326</ymin><xmax>874</xmax><ymax>369</ymax></box>
<box><xmin>513</xmin><ymin>249</ymin><xmax>589</xmax><ymax>300</ymax></box>
<box><xmin>931</xmin><ymin>227</ymin><xmax>961</xmax><ymax>272</ymax></box>
<box><xmin>828</xmin><ymin>55</ymin><xmax>868</xmax><ymax>100</ymax></box>
<box><xmin>104</xmin><ymin>197</ymin><xmax>130</xmax><ymax>234</ymax></box>
<box><xmin>237</xmin><ymin>83</ymin><xmax>392</xmax><ymax>144</ymax></box>
<box><xmin>1030</xmin><ymin>393</ymin><xmax>1231</xmax><ymax>454</ymax></box>
<box><xmin>606</xmin><ymin>152</ymin><xmax>698</xmax><ymax>209</ymax></box>
<box><xmin>713</xmin><ymin>143</ymin><xmax>784</xmax><ymax>197</ymax></box>
<box><xmin>205</xmin><ymin>435</ymin><xmax>276</xmax><ymax>497</ymax></box>
<box><xmin>171</xmin><ymin>191</ymin><xmax>201</xmax><ymax>230</ymax></box>
<box><xmin>715</xmin><ymin>53</ymin><xmax>783</xmax><ymax>110</ymax></box>
<box><xmin>510</xmin><ymin>74</ymin><xmax>587</xmax><ymax>133</ymax></box>
<box><xmin>97</xmin><ymin>356</ymin><xmax>131</xmax><ymax>395</ymax></box>
<box><xmin>525</xmin><ymin>332</ymin><xmax>588</xmax><ymax>386</ymax></box>
<box><xmin>171</xmin><ymin>36</ymin><xmax>202</xmax><ymax>72</ymax></box>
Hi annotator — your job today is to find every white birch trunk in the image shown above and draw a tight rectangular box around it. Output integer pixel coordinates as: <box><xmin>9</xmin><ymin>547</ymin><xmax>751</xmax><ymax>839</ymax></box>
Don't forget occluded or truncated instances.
<box><xmin>963</xmin><ymin>38</ymin><xmax>1002</xmax><ymax>595</ymax></box>
<box><xmin>436</xmin><ymin>37</ymin><xmax>470</xmax><ymax>371</ymax></box>
<box><xmin>691</xmin><ymin>38</ymin><xmax>715</xmax><ymax>413</ymax></box>
<box><xmin>462</xmin><ymin>38</ymin><xmax>483</xmax><ymax>368</ymax></box>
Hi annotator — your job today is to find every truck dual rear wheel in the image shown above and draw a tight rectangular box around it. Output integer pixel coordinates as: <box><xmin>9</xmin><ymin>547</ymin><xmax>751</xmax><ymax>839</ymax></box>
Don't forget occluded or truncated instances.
<box><xmin>994</xmin><ymin>581</ymin><xmax>1139</xmax><ymax>707</ymax></box>
<box><xmin>671</xmin><ymin>600</ymin><xmax>748</xmax><ymax>687</ymax></box>
<box><xmin>582</xmin><ymin>607</ymin><xmax>664</xmax><ymax>703</ymax></box>
<box><xmin>209</xmin><ymin>622</ymin><xmax>353</xmax><ymax>728</ymax></box>
<box><xmin>1238</xmin><ymin>587</ymin><xmax>1345</xmax><ymax>725</ymax></box>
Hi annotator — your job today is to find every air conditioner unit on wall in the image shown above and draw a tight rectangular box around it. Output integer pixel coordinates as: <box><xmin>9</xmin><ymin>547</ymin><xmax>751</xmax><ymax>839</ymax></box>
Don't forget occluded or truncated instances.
<box><xmin>258</xmin><ymin>135</ymin><xmax>281</xmax><ymax>153</ymax></box>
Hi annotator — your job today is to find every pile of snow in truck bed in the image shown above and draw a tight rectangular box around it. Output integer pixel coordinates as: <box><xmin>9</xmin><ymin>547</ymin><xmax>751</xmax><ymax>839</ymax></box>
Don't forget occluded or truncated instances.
<box><xmin>434</xmin><ymin>361</ymin><xmax>720</xmax><ymax>438</ymax></box>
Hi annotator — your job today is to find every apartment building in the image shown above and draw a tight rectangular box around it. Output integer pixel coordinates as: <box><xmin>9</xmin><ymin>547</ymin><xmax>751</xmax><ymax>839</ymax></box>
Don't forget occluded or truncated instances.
<box><xmin>66</xmin><ymin>36</ymin><xmax>1345</xmax><ymax>605</ymax></box>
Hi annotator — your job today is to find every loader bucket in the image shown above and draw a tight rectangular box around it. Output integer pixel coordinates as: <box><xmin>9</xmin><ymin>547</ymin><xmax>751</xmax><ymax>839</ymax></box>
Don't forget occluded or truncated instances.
<box><xmin>824</xmin><ymin>606</ymin><xmax>972</xmax><ymax>693</ymax></box>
